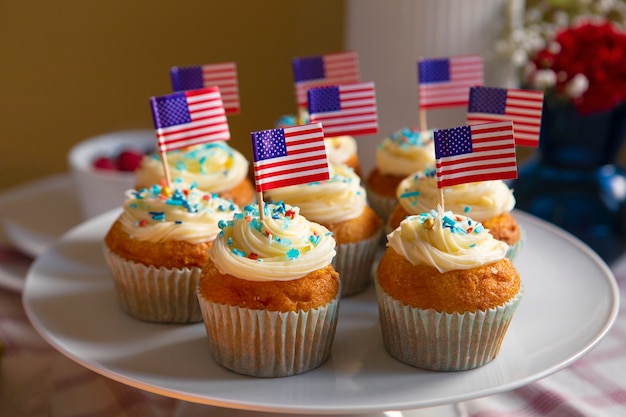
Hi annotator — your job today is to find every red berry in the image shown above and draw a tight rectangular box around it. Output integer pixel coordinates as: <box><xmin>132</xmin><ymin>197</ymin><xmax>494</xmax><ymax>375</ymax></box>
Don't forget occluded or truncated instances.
<box><xmin>93</xmin><ymin>157</ymin><xmax>117</xmax><ymax>170</ymax></box>
<box><xmin>116</xmin><ymin>150</ymin><xmax>143</xmax><ymax>172</ymax></box>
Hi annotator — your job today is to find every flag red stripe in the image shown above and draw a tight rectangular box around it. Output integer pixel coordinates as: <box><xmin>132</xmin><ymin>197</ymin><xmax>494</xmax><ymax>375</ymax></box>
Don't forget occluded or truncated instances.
<box><xmin>438</xmin><ymin>171</ymin><xmax>517</xmax><ymax>188</ymax></box>
<box><xmin>255</xmin><ymin>161</ymin><xmax>329</xmax><ymax>181</ymax></box>
<box><xmin>256</xmin><ymin>172</ymin><xmax>331</xmax><ymax>192</ymax></box>
<box><xmin>255</xmin><ymin>151</ymin><xmax>326</xmax><ymax>172</ymax></box>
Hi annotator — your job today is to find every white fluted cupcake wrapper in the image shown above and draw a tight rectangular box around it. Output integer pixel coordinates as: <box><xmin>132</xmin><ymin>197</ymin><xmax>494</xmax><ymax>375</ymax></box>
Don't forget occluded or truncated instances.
<box><xmin>197</xmin><ymin>292</ymin><xmax>340</xmax><ymax>378</ymax></box>
<box><xmin>102</xmin><ymin>248</ymin><xmax>203</xmax><ymax>323</ymax></box>
<box><xmin>506</xmin><ymin>225</ymin><xmax>525</xmax><ymax>262</ymax></box>
<box><xmin>366</xmin><ymin>190</ymin><xmax>398</xmax><ymax>228</ymax></box>
<box><xmin>375</xmin><ymin>277</ymin><xmax>524</xmax><ymax>371</ymax></box>
<box><xmin>333</xmin><ymin>227</ymin><xmax>384</xmax><ymax>297</ymax></box>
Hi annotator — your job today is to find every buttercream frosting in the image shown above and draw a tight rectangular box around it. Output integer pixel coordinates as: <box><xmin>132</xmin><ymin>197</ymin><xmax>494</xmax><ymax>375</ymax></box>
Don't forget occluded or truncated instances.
<box><xmin>387</xmin><ymin>207</ymin><xmax>508</xmax><ymax>273</ymax></box>
<box><xmin>209</xmin><ymin>202</ymin><xmax>336</xmax><ymax>282</ymax></box>
<box><xmin>134</xmin><ymin>141</ymin><xmax>249</xmax><ymax>193</ymax></box>
<box><xmin>397</xmin><ymin>167</ymin><xmax>516</xmax><ymax>221</ymax></box>
<box><xmin>375</xmin><ymin>127</ymin><xmax>435</xmax><ymax>176</ymax></box>
<box><xmin>265</xmin><ymin>163</ymin><xmax>366</xmax><ymax>224</ymax></box>
<box><xmin>118</xmin><ymin>181</ymin><xmax>240</xmax><ymax>245</ymax></box>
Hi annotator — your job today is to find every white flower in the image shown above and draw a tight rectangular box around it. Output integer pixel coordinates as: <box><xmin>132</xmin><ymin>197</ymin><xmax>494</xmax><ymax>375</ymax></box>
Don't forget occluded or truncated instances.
<box><xmin>532</xmin><ymin>69</ymin><xmax>557</xmax><ymax>90</ymax></box>
<box><xmin>565</xmin><ymin>74</ymin><xmax>590</xmax><ymax>98</ymax></box>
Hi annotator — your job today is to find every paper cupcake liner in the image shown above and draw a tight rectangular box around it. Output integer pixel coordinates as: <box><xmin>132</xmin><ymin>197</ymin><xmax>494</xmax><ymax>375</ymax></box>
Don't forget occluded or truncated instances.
<box><xmin>333</xmin><ymin>227</ymin><xmax>384</xmax><ymax>297</ymax></box>
<box><xmin>505</xmin><ymin>225</ymin><xmax>525</xmax><ymax>262</ymax></box>
<box><xmin>103</xmin><ymin>248</ymin><xmax>203</xmax><ymax>323</ymax></box>
<box><xmin>366</xmin><ymin>190</ymin><xmax>398</xmax><ymax>229</ymax></box>
<box><xmin>197</xmin><ymin>291</ymin><xmax>340</xmax><ymax>378</ymax></box>
<box><xmin>375</xmin><ymin>277</ymin><xmax>524</xmax><ymax>371</ymax></box>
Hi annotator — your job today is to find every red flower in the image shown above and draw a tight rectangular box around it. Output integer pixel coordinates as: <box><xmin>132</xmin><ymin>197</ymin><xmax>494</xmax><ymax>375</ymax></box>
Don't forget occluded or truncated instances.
<box><xmin>528</xmin><ymin>22</ymin><xmax>626</xmax><ymax>114</ymax></box>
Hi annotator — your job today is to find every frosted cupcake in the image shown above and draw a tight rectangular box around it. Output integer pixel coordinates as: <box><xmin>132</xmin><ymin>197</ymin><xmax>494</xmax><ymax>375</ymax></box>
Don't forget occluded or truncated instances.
<box><xmin>366</xmin><ymin>127</ymin><xmax>435</xmax><ymax>222</ymax></box>
<box><xmin>275</xmin><ymin>114</ymin><xmax>361</xmax><ymax>176</ymax></box>
<box><xmin>134</xmin><ymin>141</ymin><xmax>255</xmax><ymax>207</ymax></box>
<box><xmin>376</xmin><ymin>208</ymin><xmax>523</xmax><ymax>371</ymax></box>
<box><xmin>103</xmin><ymin>181</ymin><xmax>240</xmax><ymax>323</ymax></box>
<box><xmin>389</xmin><ymin>167</ymin><xmax>523</xmax><ymax>260</ymax></box>
<box><xmin>266</xmin><ymin>163</ymin><xmax>383</xmax><ymax>296</ymax></box>
<box><xmin>197</xmin><ymin>202</ymin><xmax>340</xmax><ymax>377</ymax></box>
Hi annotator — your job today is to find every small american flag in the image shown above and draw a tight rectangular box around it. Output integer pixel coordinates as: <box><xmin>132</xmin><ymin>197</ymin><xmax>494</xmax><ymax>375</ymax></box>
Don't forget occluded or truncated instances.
<box><xmin>434</xmin><ymin>121</ymin><xmax>517</xmax><ymax>188</ymax></box>
<box><xmin>467</xmin><ymin>86</ymin><xmax>544</xmax><ymax>147</ymax></box>
<box><xmin>251</xmin><ymin>123</ymin><xmax>330</xmax><ymax>192</ymax></box>
<box><xmin>307</xmin><ymin>82</ymin><xmax>379</xmax><ymax>137</ymax></box>
<box><xmin>170</xmin><ymin>62</ymin><xmax>240</xmax><ymax>114</ymax></box>
<box><xmin>292</xmin><ymin>51</ymin><xmax>360</xmax><ymax>108</ymax></box>
<box><xmin>418</xmin><ymin>55</ymin><xmax>484</xmax><ymax>109</ymax></box>
<box><xmin>150</xmin><ymin>87</ymin><xmax>230</xmax><ymax>153</ymax></box>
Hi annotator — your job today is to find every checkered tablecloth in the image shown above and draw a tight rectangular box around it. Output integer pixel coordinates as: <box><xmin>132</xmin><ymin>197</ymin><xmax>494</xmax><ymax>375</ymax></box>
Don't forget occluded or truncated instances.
<box><xmin>1</xmin><ymin>243</ymin><xmax>625</xmax><ymax>417</ymax></box>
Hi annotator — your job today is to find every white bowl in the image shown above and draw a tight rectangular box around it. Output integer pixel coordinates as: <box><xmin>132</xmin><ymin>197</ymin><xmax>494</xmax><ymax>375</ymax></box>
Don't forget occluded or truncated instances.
<box><xmin>68</xmin><ymin>129</ymin><xmax>156</xmax><ymax>220</ymax></box>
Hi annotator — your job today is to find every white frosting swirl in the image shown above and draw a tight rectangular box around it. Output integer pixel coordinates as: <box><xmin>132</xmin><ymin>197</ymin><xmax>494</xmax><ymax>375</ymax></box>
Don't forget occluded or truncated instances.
<box><xmin>387</xmin><ymin>208</ymin><xmax>508</xmax><ymax>273</ymax></box>
<box><xmin>209</xmin><ymin>202</ymin><xmax>336</xmax><ymax>282</ymax></box>
<box><xmin>135</xmin><ymin>141</ymin><xmax>249</xmax><ymax>193</ymax></box>
<box><xmin>376</xmin><ymin>127</ymin><xmax>436</xmax><ymax>176</ymax></box>
<box><xmin>118</xmin><ymin>181</ymin><xmax>240</xmax><ymax>245</ymax></box>
<box><xmin>397</xmin><ymin>168</ymin><xmax>516</xmax><ymax>221</ymax></box>
<box><xmin>265</xmin><ymin>164</ymin><xmax>366</xmax><ymax>224</ymax></box>
<box><xmin>325</xmin><ymin>136</ymin><xmax>357</xmax><ymax>166</ymax></box>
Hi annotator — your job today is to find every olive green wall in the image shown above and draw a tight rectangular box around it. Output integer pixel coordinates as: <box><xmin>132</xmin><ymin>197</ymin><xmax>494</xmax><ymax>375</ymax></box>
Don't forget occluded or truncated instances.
<box><xmin>1</xmin><ymin>1</ymin><xmax>346</xmax><ymax>191</ymax></box>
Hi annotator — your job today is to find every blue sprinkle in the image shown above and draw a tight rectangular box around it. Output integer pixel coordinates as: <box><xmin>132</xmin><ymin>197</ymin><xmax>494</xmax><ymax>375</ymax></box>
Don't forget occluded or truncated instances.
<box><xmin>464</xmin><ymin>206</ymin><xmax>471</xmax><ymax>213</ymax></box>
<box><xmin>149</xmin><ymin>211</ymin><xmax>165</xmax><ymax>221</ymax></box>
<box><xmin>469</xmin><ymin>243</ymin><xmax>477</xmax><ymax>248</ymax></box>
<box><xmin>232</xmin><ymin>248</ymin><xmax>245</xmax><ymax>257</ymax></box>
<box><xmin>400</xmin><ymin>191</ymin><xmax>421</xmax><ymax>199</ymax></box>
<box><xmin>227</xmin><ymin>237</ymin><xmax>233</xmax><ymax>246</ymax></box>
<box><xmin>442</xmin><ymin>216</ymin><xmax>456</xmax><ymax>227</ymax></box>
<box><xmin>286</xmin><ymin>248</ymin><xmax>300</xmax><ymax>259</ymax></box>
<box><xmin>175</xmin><ymin>220</ymin><xmax>182</xmax><ymax>224</ymax></box>
<box><xmin>309</xmin><ymin>234</ymin><xmax>321</xmax><ymax>245</ymax></box>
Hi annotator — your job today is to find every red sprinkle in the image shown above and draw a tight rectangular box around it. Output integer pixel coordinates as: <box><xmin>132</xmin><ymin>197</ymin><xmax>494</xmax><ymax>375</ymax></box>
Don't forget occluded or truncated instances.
<box><xmin>203</xmin><ymin>194</ymin><xmax>211</xmax><ymax>201</ymax></box>
<box><xmin>285</xmin><ymin>209</ymin><xmax>296</xmax><ymax>219</ymax></box>
<box><xmin>248</xmin><ymin>252</ymin><xmax>258</xmax><ymax>260</ymax></box>
<box><xmin>139</xmin><ymin>219</ymin><xmax>147</xmax><ymax>227</ymax></box>
<box><xmin>245</xmin><ymin>215</ymin><xmax>253</xmax><ymax>222</ymax></box>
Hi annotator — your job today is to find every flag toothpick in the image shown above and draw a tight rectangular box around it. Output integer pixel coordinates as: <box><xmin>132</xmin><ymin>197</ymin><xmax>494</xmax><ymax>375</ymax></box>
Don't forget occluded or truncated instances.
<box><xmin>307</xmin><ymin>82</ymin><xmax>379</xmax><ymax>137</ymax></box>
<box><xmin>433</xmin><ymin>121</ymin><xmax>517</xmax><ymax>211</ymax></box>
<box><xmin>170</xmin><ymin>62</ymin><xmax>240</xmax><ymax>115</ymax></box>
<box><xmin>292</xmin><ymin>51</ymin><xmax>360</xmax><ymax>111</ymax></box>
<box><xmin>467</xmin><ymin>86</ymin><xmax>544</xmax><ymax>147</ymax></box>
<box><xmin>149</xmin><ymin>87</ymin><xmax>230</xmax><ymax>188</ymax></box>
<box><xmin>251</xmin><ymin>123</ymin><xmax>330</xmax><ymax>221</ymax></box>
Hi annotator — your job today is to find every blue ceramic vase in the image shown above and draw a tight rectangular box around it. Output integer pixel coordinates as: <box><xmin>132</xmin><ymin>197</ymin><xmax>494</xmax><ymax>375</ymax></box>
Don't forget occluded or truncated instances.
<box><xmin>511</xmin><ymin>97</ymin><xmax>626</xmax><ymax>264</ymax></box>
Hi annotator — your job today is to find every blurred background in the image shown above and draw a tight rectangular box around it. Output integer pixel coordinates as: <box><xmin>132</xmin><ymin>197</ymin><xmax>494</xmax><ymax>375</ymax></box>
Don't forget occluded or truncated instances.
<box><xmin>1</xmin><ymin>1</ymin><xmax>346</xmax><ymax>191</ymax></box>
<box><xmin>1</xmin><ymin>0</ymin><xmax>537</xmax><ymax>192</ymax></box>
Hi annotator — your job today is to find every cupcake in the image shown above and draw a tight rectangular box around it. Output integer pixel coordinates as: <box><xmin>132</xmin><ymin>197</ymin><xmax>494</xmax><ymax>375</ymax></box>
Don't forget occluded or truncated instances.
<box><xmin>134</xmin><ymin>141</ymin><xmax>255</xmax><ymax>207</ymax></box>
<box><xmin>197</xmin><ymin>202</ymin><xmax>340</xmax><ymax>377</ymax></box>
<box><xmin>389</xmin><ymin>167</ymin><xmax>523</xmax><ymax>260</ymax></box>
<box><xmin>275</xmin><ymin>113</ymin><xmax>362</xmax><ymax>176</ymax></box>
<box><xmin>265</xmin><ymin>163</ymin><xmax>383</xmax><ymax>297</ymax></box>
<box><xmin>365</xmin><ymin>127</ymin><xmax>435</xmax><ymax>222</ymax></box>
<box><xmin>376</xmin><ymin>208</ymin><xmax>523</xmax><ymax>371</ymax></box>
<box><xmin>103</xmin><ymin>181</ymin><xmax>240</xmax><ymax>323</ymax></box>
